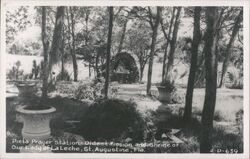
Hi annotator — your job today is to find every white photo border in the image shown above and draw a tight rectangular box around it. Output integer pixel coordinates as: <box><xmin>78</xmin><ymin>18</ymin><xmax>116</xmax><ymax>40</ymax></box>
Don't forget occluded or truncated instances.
<box><xmin>1</xmin><ymin>0</ymin><xmax>249</xmax><ymax>159</ymax></box>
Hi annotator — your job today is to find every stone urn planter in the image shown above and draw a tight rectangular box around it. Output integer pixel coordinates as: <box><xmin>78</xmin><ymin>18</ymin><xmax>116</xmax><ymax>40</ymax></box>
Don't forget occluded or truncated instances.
<box><xmin>16</xmin><ymin>105</ymin><xmax>56</xmax><ymax>152</ymax></box>
<box><xmin>15</xmin><ymin>81</ymin><xmax>38</xmax><ymax>97</ymax></box>
<box><xmin>156</xmin><ymin>86</ymin><xmax>173</xmax><ymax>103</ymax></box>
<box><xmin>156</xmin><ymin>82</ymin><xmax>176</xmax><ymax>103</ymax></box>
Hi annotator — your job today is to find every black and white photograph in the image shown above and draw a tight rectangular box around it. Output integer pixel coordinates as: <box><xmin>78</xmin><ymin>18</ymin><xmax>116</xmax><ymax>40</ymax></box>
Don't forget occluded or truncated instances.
<box><xmin>1</xmin><ymin>0</ymin><xmax>249</xmax><ymax>158</ymax></box>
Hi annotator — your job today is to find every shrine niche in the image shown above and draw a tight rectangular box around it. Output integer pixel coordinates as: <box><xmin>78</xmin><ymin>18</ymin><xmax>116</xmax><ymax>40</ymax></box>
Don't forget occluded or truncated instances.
<box><xmin>111</xmin><ymin>52</ymin><xmax>139</xmax><ymax>83</ymax></box>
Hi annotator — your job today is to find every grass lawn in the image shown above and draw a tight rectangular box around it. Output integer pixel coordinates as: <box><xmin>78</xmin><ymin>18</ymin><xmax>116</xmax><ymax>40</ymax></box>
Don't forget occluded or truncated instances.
<box><xmin>6</xmin><ymin>82</ymin><xmax>243</xmax><ymax>153</ymax></box>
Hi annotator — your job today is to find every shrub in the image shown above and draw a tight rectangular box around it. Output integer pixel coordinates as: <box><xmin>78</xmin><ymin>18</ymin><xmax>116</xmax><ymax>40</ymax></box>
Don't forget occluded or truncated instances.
<box><xmin>212</xmin><ymin>127</ymin><xmax>243</xmax><ymax>153</ymax></box>
<box><xmin>75</xmin><ymin>83</ymin><xmax>95</xmax><ymax>101</ymax></box>
<box><xmin>56</xmin><ymin>70</ymin><xmax>71</xmax><ymax>81</ymax></box>
<box><xmin>171</xmin><ymin>91</ymin><xmax>184</xmax><ymax>104</ymax></box>
<box><xmin>30</xmin><ymin>60</ymin><xmax>40</xmax><ymax>79</ymax></box>
<box><xmin>213</xmin><ymin>110</ymin><xmax>225</xmax><ymax>122</ymax></box>
<box><xmin>74</xmin><ymin>77</ymin><xmax>119</xmax><ymax>101</ymax></box>
<box><xmin>6</xmin><ymin>61</ymin><xmax>24</xmax><ymax>80</ymax></box>
<box><xmin>157</xmin><ymin>80</ymin><xmax>176</xmax><ymax>93</ymax></box>
<box><xmin>79</xmin><ymin>99</ymin><xmax>146</xmax><ymax>142</ymax></box>
<box><xmin>235</xmin><ymin>109</ymin><xmax>243</xmax><ymax>136</ymax></box>
<box><xmin>228</xmin><ymin>77</ymin><xmax>243</xmax><ymax>89</ymax></box>
<box><xmin>223</xmin><ymin>67</ymin><xmax>243</xmax><ymax>89</ymax></box>
<box><xmin>55</xmin><ymin>82</ymin><xmax>79</xmax><ymax>97</ymax></box>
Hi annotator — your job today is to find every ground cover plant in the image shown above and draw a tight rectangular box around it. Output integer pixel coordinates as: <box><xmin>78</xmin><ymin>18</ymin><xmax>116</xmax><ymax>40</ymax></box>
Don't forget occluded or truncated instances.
<box><xmin>78</xmin><ymin>99</ymin><xmax>146</xmax><ymax>142</ymax></box>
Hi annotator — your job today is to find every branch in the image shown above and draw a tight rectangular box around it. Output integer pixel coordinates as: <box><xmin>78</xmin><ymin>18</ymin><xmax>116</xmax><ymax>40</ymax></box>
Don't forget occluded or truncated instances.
<box><xmin>131</xmin><ymin>7</ymin><xmax>152</xmax><ymax>25</ymax></box>
<box><xmin>161</xmin><ymin>7</ymin><xmax>175</xmax><ymax>44</ymax></box>
<box><xmin>160</xmin><ymin>19</ymin><xmax>171</xmax><ymax>42</ymax></box>
<box><xmin>114</xmin><ymin>7</ymin><xmax>124</xmax><ymax>19</ymax></box>
<box><xmin>217</xmin><ymin>8</ymin><xmax>226</xmax><ymax>31</ymax></box>
<box><xmin>66</xmin><ymin>7</ymin><xmax>73</xmax><ymax>51</ymax></box>
<box><xmin>147</xmin><ymin>7</ymin><xmax>154</xmax><ymax>29</ymax></box>
<box><xmin>238</xmin><ymin>33</ymin><xmax>243</xmax><ymax>45</ymax></box>
<box><xmin>122</xmin><ymin>7</ymin><xmax>131</xmax><ymax>14</ymax></box>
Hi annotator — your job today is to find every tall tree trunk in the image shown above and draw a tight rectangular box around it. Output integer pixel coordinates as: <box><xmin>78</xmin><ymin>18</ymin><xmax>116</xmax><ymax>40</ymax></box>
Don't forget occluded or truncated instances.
<box><xmin>146</xmin><ymin>7</ymin><xmax>162</xmax><ymax>95</ymax></box>
<box><xmin>104</xmin><ymin>7</ymin><xmax>114</xmax><ymax>99</ymax></box>
<box><xmin>183</xmin><ymin>7</ymin><xmax>202</xmax><ymax>123</ymax></box>
<box><xmin>85</xmin><ymin>10</ymin><xmax>91</xmax><ymax>77</ymax></box>
<box><xmin>69</xmin><ymin>7</ymin><xmax>78</xmax><ymax>82</ymax></box>
<box><xmin>48</xmin><ymin>7</ymin><xmax>65</xmax><ymax>79</ymax></box>
<box><xmin>117</xmin><ymin>19</ymin><xmax>128</xmax><ymax>54</ymax></box>
<box><xmin>139</xmin><ymin>60</ymin><xmax>146</xmax><ymax>82</ymax></box>
<box><xmin>164</xmin><ymin>7</ymin><xmax>181</xmax><ymax>83</ymax></box>
<box><xmin>89</xmin><ymin>62</ymin><xmax>91</xmax><ymax>77</ymax></box>
<box><xmin>194</xmin><ymin>8</ymin><xmax>223</xmax><ymax>88</ymax></box>
<box><xmin>200</xmin><ymin>7</ymin><xmax>219</xmax><ymax>153</ymax></box>
<box><xmin>85</xmin><ymin>10</ymin><xmax>90</xmax><ymax>46</ymax></box>
<box><xmin>219</xmin><ymin>9</ymin><xmax>243</xmax><ymax>88</ymax></box>
<box><xmin>41</xmin><ymin>7</ymin><xmax>49</xmax><ymax>98</ymax></box>
<box><xmin>70</xmin><ymin>47</ymin><xmax>78</xmax><ymax>81</ymax></box>
<box><xmin>139</xmin><ymin>51</ymin><xmax>143</xmax><ymax>82</ymax></box>
<box><xmin>140</xmin><ymin>67</ymin><xmax>143</xmax><ymax>82</ymax></box>
<box><xmin>162</xmin><ymin>45</ymin><xmax>169</xmax><ymax>82</ymax></box>
<box><xmin>95</xmin><ymin>51</ymin><xmax>100</xmax><ymax>78</ymax></box>
<box><xmin>161</xmin><ymin>7</ymin><xmax>175</xmax><ymax>83</ymax></box>
<box><xmin>61</xmin><ymin>25</ymin><xmax>65</xmax><ymax>81</ymax></box>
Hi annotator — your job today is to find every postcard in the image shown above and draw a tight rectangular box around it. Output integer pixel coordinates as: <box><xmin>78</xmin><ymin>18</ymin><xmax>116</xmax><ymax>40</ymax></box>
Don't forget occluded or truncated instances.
<box><xmin>1</xmin><ymin>0</ymin><xmax>249</xmax><ymax>159</ymax></box>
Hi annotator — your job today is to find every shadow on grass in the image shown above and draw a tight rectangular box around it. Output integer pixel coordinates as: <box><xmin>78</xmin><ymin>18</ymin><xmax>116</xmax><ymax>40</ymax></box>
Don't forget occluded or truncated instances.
<box><xmin>153</xmin><ymin>103</ymin><xmax>243</xmax><ymax>153</ymax></box>
<box><xmin>6</xmin><ymin>96</ymin><xmax>243</xmax><ymax>153</ymax></box>
<box><xmin>7</xmin><ymin>95</ymin><xmax>89</xmax><ymax>120</ymax></box>
<box><xmin>6</xmin><ymin>95</ymin><xmax>90</xmax><ymax>152</ymax></box>
<box><xmin>212</xmin><ymin>127</ymin><xmax>243</xmax><ymax>153</ymax></box>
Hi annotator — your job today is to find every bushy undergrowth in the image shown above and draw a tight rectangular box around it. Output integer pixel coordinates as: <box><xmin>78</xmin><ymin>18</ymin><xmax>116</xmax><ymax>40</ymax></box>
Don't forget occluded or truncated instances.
<box><xmin>55</xmin><ymin>82</ymin><xmax>79</xmax><ymax>96</ymax></box>
<box><xmin>171</xmin><ymin>91</ymin><xmax>185</xmax><ymax>104</ymax></box>
<box><xmin>7</xmin><ymin>61</ymin><xmax>24</xmax><ymax>80</ymax></box>
<box><xmin>79</xmin><ymin>99</ymin><xmax>146</xmax><ymax>142</ymax></box>
<box><xmin>74</xmin><ymin>77</ymin><xmax>119</xmax><ymax>101</ymax></box>
<box><xmin>212</xmin><ymin>127</ymin><xmax>243</xmax><ymax>153</ymax></box>
<box><xmin>213</xmin><ymin>110</ymin><xmax>225</xmax><ymax>122</ymax></box>
<box><xmin>75</xmin><ymin>83</ymin><xmax>95</xmax><ymax>100</ymax></box>
<box><xmin>228</xmin><ymin>79</ymin><xmax>243</xmax><ymax>89</ymax></box>
<box><xmin>56</xmin><ymin>70</ymin><xmax>71</xmax><ymax>81</ymax></box>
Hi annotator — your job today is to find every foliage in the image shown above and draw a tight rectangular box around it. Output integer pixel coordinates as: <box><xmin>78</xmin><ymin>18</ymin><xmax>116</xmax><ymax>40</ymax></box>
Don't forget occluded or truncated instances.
<box><xmin>171</xmin><ymin>91</ymin><xmax>185</xmax><ymax>104</ymax></box>
<box><xmin>56</xmin><ymin>70</ymin><xmax>71</xmax><ymax>81</ymax></box>
<box><xmin>157</xmin><ymin>80</ymin><xmax>176</xmax><ymax>93</ymax></box>
<box><xmin>30</xmin><ymin>60</ymin><xmax>40</xmax><ymax>79</ymax></box>
<box><xmin>177</xmin><ymin>37</ymin><xmax>193</xmax><ymax>64</ymax></box>
<box><xmin>235</xmin><ymin>109</ymin><xmax>243</xmax><ymax>137</ymax></box>
<box><xmin>34</xmin><ymin>6</ymin><xmax>57</xmax><ymax>42</ymax></box>
<box><xmin>74</xmin><ymin>82</ymin><xmax>95</xmax><ymax>101</ymax></box>
<box><xmin>6</xmin><ymin>6</ymin><xmax>31</xmax><ymax>45</ymax></box>
<box><xmin>76</xmin><ymin>43</ymin><xmax>107</xmax><ymax>75</ymax></box>
<box><xmin>124</xmin><ymin>21</ymin><xmax>152</xmax><ymax>81</ymax></box>
<box><xmin>213</xmin><ymin>110</ymin><xmax>225</xmax><ymax>122</ymax></box>
<box><xmin>54</xmin><ymin>82</ymin><xmax>78</xmax><ymax>97</ymax></box>
<box><xmin>74</xmin><ymin>77</ymin><xmax>119</xmax><ymax>101</ymax></box>
<box><xmin>221</xmin><ymin>66</ymin><xmax>243</xmax><ymax>89</ymax></box>
<box><xmin>76</xmin><ymin>45</ymin><xmax>96</xmax><ymax>65</ymax></box>
<box><xmin>6</xmin><ymin>61</ymin><xmax>24</xmax><ymax>80</ymax></box>
<box><xmin>212</xmin><ymin>127</ymin><xmax>243</xmax><ymax>153</ymax></box>
<box><xmin>79</xmin><ymin>98</ymin><xmax>146</xmax><ymax>141</ymax></box>
<box><xmin>7</xmin><ymin>39</ymin><xmax>42</xmax><ymax>55</ymax></box>
<box><xmin>229</xmin><ymin>51</ymin><xmax>243</xmax><ymax>89</ymax></box>
<box><xmin>227</xmin><ymin>73</ymin><xmax>243</xmax><ymax>89</ymax></box>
